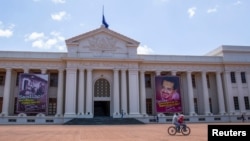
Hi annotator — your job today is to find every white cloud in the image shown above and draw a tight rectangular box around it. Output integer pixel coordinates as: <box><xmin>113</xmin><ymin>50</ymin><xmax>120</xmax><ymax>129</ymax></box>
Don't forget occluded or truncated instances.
<box><xmin>137</xmin><ymin>45</ymin><xmax>154</xmax><ymax>54</ymax></box>
<box><xmin>233</xmin><ymin>0</ymin><xmax>242</xmax><ymax>5</ymax></box>
<box><xmin>187</xmin><ymin>7</ymin><xmax>196</xmax><ymax>18</ymax></box>
<box><xmin>51</xmin><ymin>11</ymin><xmax>70</xmax><ymax>21</ymax></box>
<box><xmin>207</xmin><ymin>6</ymin><xmax>218</xmax><ymax>13</ymax></box>
<box><xmin>52</xmin><ymin>0</ymin><xmax>66</xmax><ymax>4</ymax></box>
<box><xmin>0</xmin><ymin>22</ymin><xmax>14</xmax><ymax>38</ymax></box>
<box><xmin>25</xmin><ymin>32</ymin><xmax>45</xmax><ymax>41</ymax></box>
<box><xmin>25</xmin><ymin>31</ymin><xmax>66</xmax><ymax>51</ymax></box>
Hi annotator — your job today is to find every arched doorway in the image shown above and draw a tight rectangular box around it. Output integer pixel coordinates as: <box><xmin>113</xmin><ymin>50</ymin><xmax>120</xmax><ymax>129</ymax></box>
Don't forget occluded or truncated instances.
<box><xmin>94</xmin><ymin>78</ymin><xmax>110</xmax><ymax>117</ymax></box>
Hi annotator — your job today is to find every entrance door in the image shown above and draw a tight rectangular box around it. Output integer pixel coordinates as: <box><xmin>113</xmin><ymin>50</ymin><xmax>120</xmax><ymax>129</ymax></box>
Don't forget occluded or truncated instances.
<box><xmin>94</xmin><ymin>101</ymin><xmax>110</xmax><ymax>117</ymax></box>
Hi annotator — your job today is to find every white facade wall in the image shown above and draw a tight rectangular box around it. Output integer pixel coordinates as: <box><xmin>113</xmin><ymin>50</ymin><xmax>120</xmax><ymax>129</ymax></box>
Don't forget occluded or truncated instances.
<box><xmin>0</xmin><ymin>26</ymin><xmax>250</xmax><ymax>124</ymax></box>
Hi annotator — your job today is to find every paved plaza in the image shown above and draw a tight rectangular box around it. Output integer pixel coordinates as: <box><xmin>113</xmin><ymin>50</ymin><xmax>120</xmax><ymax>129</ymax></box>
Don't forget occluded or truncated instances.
<box><xmin>0</xmin><ymin>123</ymin><xmax>249</xmax><ymax>141</ymax></box>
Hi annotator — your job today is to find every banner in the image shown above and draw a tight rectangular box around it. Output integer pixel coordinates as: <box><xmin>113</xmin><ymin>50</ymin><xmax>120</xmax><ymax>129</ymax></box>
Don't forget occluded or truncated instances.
<box><xmin>155</xmin><ymin>76</ymin><xmax>182</xmax><ymax>113</ymax></box>
<box><xmin>17</xmin><ymin>73</ymin><xmax>48</xmax><ymax>114</ymax></box>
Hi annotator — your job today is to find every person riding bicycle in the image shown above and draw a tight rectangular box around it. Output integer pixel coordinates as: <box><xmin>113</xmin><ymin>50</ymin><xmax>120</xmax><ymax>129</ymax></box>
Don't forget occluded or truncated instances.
<box><xmin>172</xmin><ymin>113</ymin><xmax>180</xmax><ymax>132</ymax></box>
<box><xmin>177</xmin><ymin>113</ymin><xmax>187</xmax><ymax>131</ymax></box>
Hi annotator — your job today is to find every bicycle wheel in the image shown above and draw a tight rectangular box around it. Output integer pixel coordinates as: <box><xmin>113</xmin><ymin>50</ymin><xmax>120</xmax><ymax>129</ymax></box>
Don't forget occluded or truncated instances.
<box><xmin>167</xmin><ymin>126</ymin><xmax>177</xmax><ymax>136</ymax></box>
<box><xmin>181</xmin><ymin>126</ymin><xmax>191</xmax><ymax>136</ymax></box>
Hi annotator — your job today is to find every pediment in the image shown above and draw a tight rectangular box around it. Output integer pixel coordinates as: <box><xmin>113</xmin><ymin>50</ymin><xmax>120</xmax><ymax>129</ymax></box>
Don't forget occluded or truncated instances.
<box><xmin>66</xmin><ymin>26</ymin><xmax>139</xmax><ymax>47</ymax></box>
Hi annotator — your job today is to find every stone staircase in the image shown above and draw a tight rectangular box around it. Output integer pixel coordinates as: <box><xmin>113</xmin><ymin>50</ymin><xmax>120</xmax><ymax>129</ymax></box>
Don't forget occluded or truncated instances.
<box><xmin>64</xmin><ymin>117</ymin><xmax>145</xmax><ymax>125</ymax></box>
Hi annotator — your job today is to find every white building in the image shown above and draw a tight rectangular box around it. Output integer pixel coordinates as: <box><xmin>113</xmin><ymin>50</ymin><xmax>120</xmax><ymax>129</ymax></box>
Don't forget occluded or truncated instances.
<box><xmin>0</xmin><ymin>26</ymin><xmax>249</xmax><ymax>124</ymax></box>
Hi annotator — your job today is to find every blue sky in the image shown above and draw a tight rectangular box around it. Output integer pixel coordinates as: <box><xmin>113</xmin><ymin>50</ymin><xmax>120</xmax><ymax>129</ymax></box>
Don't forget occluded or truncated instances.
<box><xmin>0</xmin><ymin>0</ymin><xmax>249</xmax><ymax>55</ymax></box>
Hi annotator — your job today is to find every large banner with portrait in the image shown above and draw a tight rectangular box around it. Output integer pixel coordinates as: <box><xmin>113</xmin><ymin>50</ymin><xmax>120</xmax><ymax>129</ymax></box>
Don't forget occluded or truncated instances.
<box><xmin>17</xmin><ymin>73</ymin><xmax>48</xmax><ymax>114</ymax></box>
<box><xmin>155</xmin><ymin>76</ymin><xmax>182</xmax><ymax>113</ymax></box>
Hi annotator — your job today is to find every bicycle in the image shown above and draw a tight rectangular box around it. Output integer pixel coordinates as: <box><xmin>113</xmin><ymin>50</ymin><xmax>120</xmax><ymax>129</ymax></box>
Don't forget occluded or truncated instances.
<box><xmin>167</xmin><ymin>125</ymin><xmax>191</xmax><ymax>136</ymax></box>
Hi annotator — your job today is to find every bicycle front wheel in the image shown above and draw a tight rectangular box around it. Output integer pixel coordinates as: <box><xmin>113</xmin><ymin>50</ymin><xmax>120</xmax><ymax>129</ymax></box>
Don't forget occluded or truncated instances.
<box><xmin>168</xmin><ymin>126</ymin><xmax>177</xmax><ymax>136</ymax></box>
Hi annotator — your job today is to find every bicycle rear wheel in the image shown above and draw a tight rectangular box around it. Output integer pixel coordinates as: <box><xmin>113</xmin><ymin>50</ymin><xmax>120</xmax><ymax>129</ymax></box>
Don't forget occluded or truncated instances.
<box><xmin>181</xmin><ymin>126</ymin><xmax>191</xmax><ymax>136</ymax></box>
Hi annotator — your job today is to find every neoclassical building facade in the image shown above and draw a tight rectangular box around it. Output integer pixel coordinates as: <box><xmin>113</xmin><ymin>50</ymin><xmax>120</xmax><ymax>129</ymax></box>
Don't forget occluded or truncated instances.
<box><xmin>0</xmin><ymin>26</ymin><xmax>249</xmax><ymax>124</ymax></box>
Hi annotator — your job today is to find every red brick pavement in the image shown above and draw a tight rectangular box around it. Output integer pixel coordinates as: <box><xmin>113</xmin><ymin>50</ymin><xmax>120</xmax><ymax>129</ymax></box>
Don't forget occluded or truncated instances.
<box><xmin>0</xmin><ymin>123</ymin><xmax>248</xmax><ymax>141</ymax></box>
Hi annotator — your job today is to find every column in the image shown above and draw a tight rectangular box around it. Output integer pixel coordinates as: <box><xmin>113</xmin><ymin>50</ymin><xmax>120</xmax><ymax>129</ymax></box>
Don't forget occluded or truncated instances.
<box><xmin>201</xmin><ymin>71</ymin><xmax>211</xmax><ymax>115</ymax></box>
<box><xmin>1</xmin><ymin>68</ymin><xmax>12</xmax><ymax>116</ymax></box>
<box><xmin>113</xmin><ymin>69</ymin><xmax>120</xmax><ymax>117</ymax></box>
<box><xmin>23</xmin><ymin>68</ymin><xmax>29</xmax><ymax>73</ymax></box>
<box><xmin>223</xmin><ymin>71</ymin><xmax>234</xmax><ymax>114</ymax></box>
<box><xmin>236</xmin><ymin>71</ymin><xmax>245</xmax><ymax>113</ymax></box>
<box><xmin>216</xmin><ymin>71</ymin><xmax>226</xmax><ymax>115</ymax></box>
<box><xmin>56</xmin><ymin>69</ymin><xmax>64</xmax><ymax>117</ymax></box>
<box><xmin>187</xmin><ymin>71</ymin><xmax>196</xmax><ymax>115</ymax></box>
<box><xmin>140</xmin><ymin>70</ymin><xmax>147</xmax><ymax>116</ymax></box>
<box><xmin>78</xmin><ymin>68</ymin><xmax>85</xmax><ymax>115</ymax></box>
<box><xmin>64</xmin><ymin>68</ymin><xmax>77</xmax><ymax>117</ymax></box>
<box><xmin>121</xmin><ymin>69</ymin><xmax>128</xmax><ymax>115</ymax></box>
<box><xmin>128</xmin><ymin>69</ymin><xmax>140</xmax><ymax>116</ymax></box>
<box><xmin>41</xmin><ymin>69</ymin><xmax>47</xmax><ymax>74</ymax></box>
<box><xmin>86</xmin><ymin>68</ymin><xmax>93</xmax><ymax>117</ymax></box>
<box><xmin>156</xmin><ymin>70</ymin><xmax>161</xmax><ymax>76</ymax></box>
<box><xmin>171</xmin><ymin>71</ymin><xmax>176</xmax><ymax>76</ymax></box>
<box><xmin>246</xmin><ymin>72</ymin><xmax>250</xmax><ymax>101</ymax></box>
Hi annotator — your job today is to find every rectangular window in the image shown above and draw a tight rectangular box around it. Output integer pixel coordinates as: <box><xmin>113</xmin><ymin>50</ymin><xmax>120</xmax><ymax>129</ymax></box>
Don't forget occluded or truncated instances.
<box><xmin>145</xmin><ymin>74</ymin><xmax>151</xmax><ymax>88</ymax></box>
<box><xmin>48</xmin><ymin>98</ymin><xmax>57</xmax><ymax>115</ymax></box>
<box><xmin>230</xmin><ymin>72</ymin><xmax>236</xmax><ymax>83</ymax></box>
<box><xmin>146</xmin><ymin>98</ymin><xmax>152</xmax><ymax>115</ymax></box>
<box><xmin>49</xmin><ymin>73</ymin><xmax>58</xmax><ymax>87</ymax></box>
<box><xmin>0</xmin><ymin>73</ymin><xmax>5</xmax><ymax>85</ymax></box>
<box><xmin>241</xmin><ymin>72</ymin><xmax>246</xmax><ymax>83</ymax></box>
<box><xmin>244</xmin><ymin>96</ymin><xmax>250</xmax><ymax>110</ymax></box>
<box><xmin>194</xmin><ymin>98</ymin><xmax>198</xmax><ymax>113</ymax></box>
<box><xmin>233</xmin><ymin>96</ymin><xmax>239</xmax><ymax>110</ymax></box>
<box><xmin>192</xmin><ymin>75</ymin><xmax>196</xmax><ymax>88</ymax></box>
<box><xmin>206</xmin><ymin>74</ymin><xmax>210</xmax><ymax>88</ymax></box>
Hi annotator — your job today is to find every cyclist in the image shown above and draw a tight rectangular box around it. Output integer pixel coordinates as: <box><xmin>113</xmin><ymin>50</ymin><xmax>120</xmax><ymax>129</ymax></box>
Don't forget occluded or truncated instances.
<box><xmin>177</xmin><ymin>113</ymin><xmax>187</xmax><ymax>131</ymax></box>
<box><xmin>172</xmin><ymin>113</ymin><xmax>180</xmax><ymax>132</ymax></box>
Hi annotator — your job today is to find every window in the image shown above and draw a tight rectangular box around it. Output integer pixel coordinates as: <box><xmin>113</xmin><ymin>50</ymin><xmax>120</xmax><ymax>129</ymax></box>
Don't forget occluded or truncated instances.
<box><xmin>233</xmin><ymin>96</ymin><xmax>239</xmax><ymax>110</ymax></box>
<box><xmin>0</xmin><ymin>73</ymin><xmax>5</xmax><ymax>85</ymax></box>
<box><xmin>194</xmin><ymin>98</ymin><xmax>198</xmax><ymax>113</ymax></box>
<box><xmin>206</xmin><ymin>74</ymin><xmax>210</xmax><ymax>88</ymax></box>
<box><xmin>49</xmin><ymin>73</ymin><xmax>58</xmax><ymax>87</ymax></box>
<box><xmin>145</xmin><ymin>74</ymin><xmax>151</xmax><ymax>88</ymax></box>
<box><xmin>244</xmin><ymin>96</ymin><xmax>250</xmax><ymax>110</ymax></box>
<box><xmin>230</xmin><ymin>72</ymin><xmax>236</xmax><ymax>83</ymax></box>
<box><xmin>48</xmin><ymin>98</ymin><xmax>57</xmax><ymax>115</ymax></box>
<box><xmin>192</xmin><ymin>75</ymin><xmax>196</xmax><ymax>88</ymax></box>
<box><xmin>146</xmin><ymin>98</ymin><xmax>152</xmax><ymax>115</ymax></box>
<box><xmin>241</xmin><ymin>72</ymin><xmax>246</xmax><ymax>83</ymax></box>
<box><xmin>94</xmin><ymin>78</ymin><xmax>110</xmax><ymax>97</ymax></box>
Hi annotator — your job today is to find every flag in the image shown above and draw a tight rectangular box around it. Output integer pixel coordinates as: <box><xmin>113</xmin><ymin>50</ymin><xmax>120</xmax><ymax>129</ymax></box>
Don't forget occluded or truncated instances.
<box><xmin>102</xmin><ymin>15</ymin><xmax>109</xmax><ymax>28</ymax></box>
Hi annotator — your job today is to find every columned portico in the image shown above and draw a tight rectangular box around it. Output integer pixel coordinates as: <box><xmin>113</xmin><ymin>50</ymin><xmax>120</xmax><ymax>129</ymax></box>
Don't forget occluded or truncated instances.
<box><xmin>1</xmin><ymin>68</ymin><xmax>12</xmax><ymax>116</ymax></box>
<box><xmin>215</xmin><ymin>71</ymin><xmax>226</xmax><ymax>115</ymax></box>
<box><xmin>201</xmin><ymin>71</ymin><xmax>211</xmax><ymax>115</ymax></box>
<box><xmin>187</xmin><ymin>71</ymin><xmax>196</xmax><ymax>115</ymax></box>
<box><xmin>64</xmin><ymin>68</ymin><xmax>77</xmax><ymax>117</ymax></box>
<box><xmin>86</xmin><ymin>68</ymin><xmax>93</xmax><ymax>117</ymax></box>
<box><xmin>78</xmin><ymin>68</ymin><xmax>85</xmax><ymax>116</ymax></box>
<box><xmin>128</xmin><ymin>69</ymin><xmax>140</xmax><ymax>116</ymax></box>
<box><xmin>223</xmin><ymin>71</ymin><xmax>234</xmax><ymax>114</ymax></box>
<box><xmin>140</xmin><ymin>70</ymin><xmax>147</xmax><ymax>116</ymax></box>
<box><xmin>121</xmin><ymin>69</ymin><xmax>128</xmax><ymax>116</ymax></box>
<box><xmin>56</xmin><ymin>69</ymin><xmax>64</xmax><ymax>117</ymax></box>
<box><xmin>113</xmin><ymin>69</ymin><xmax>120</xmax><ymax>117</ymax></box>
